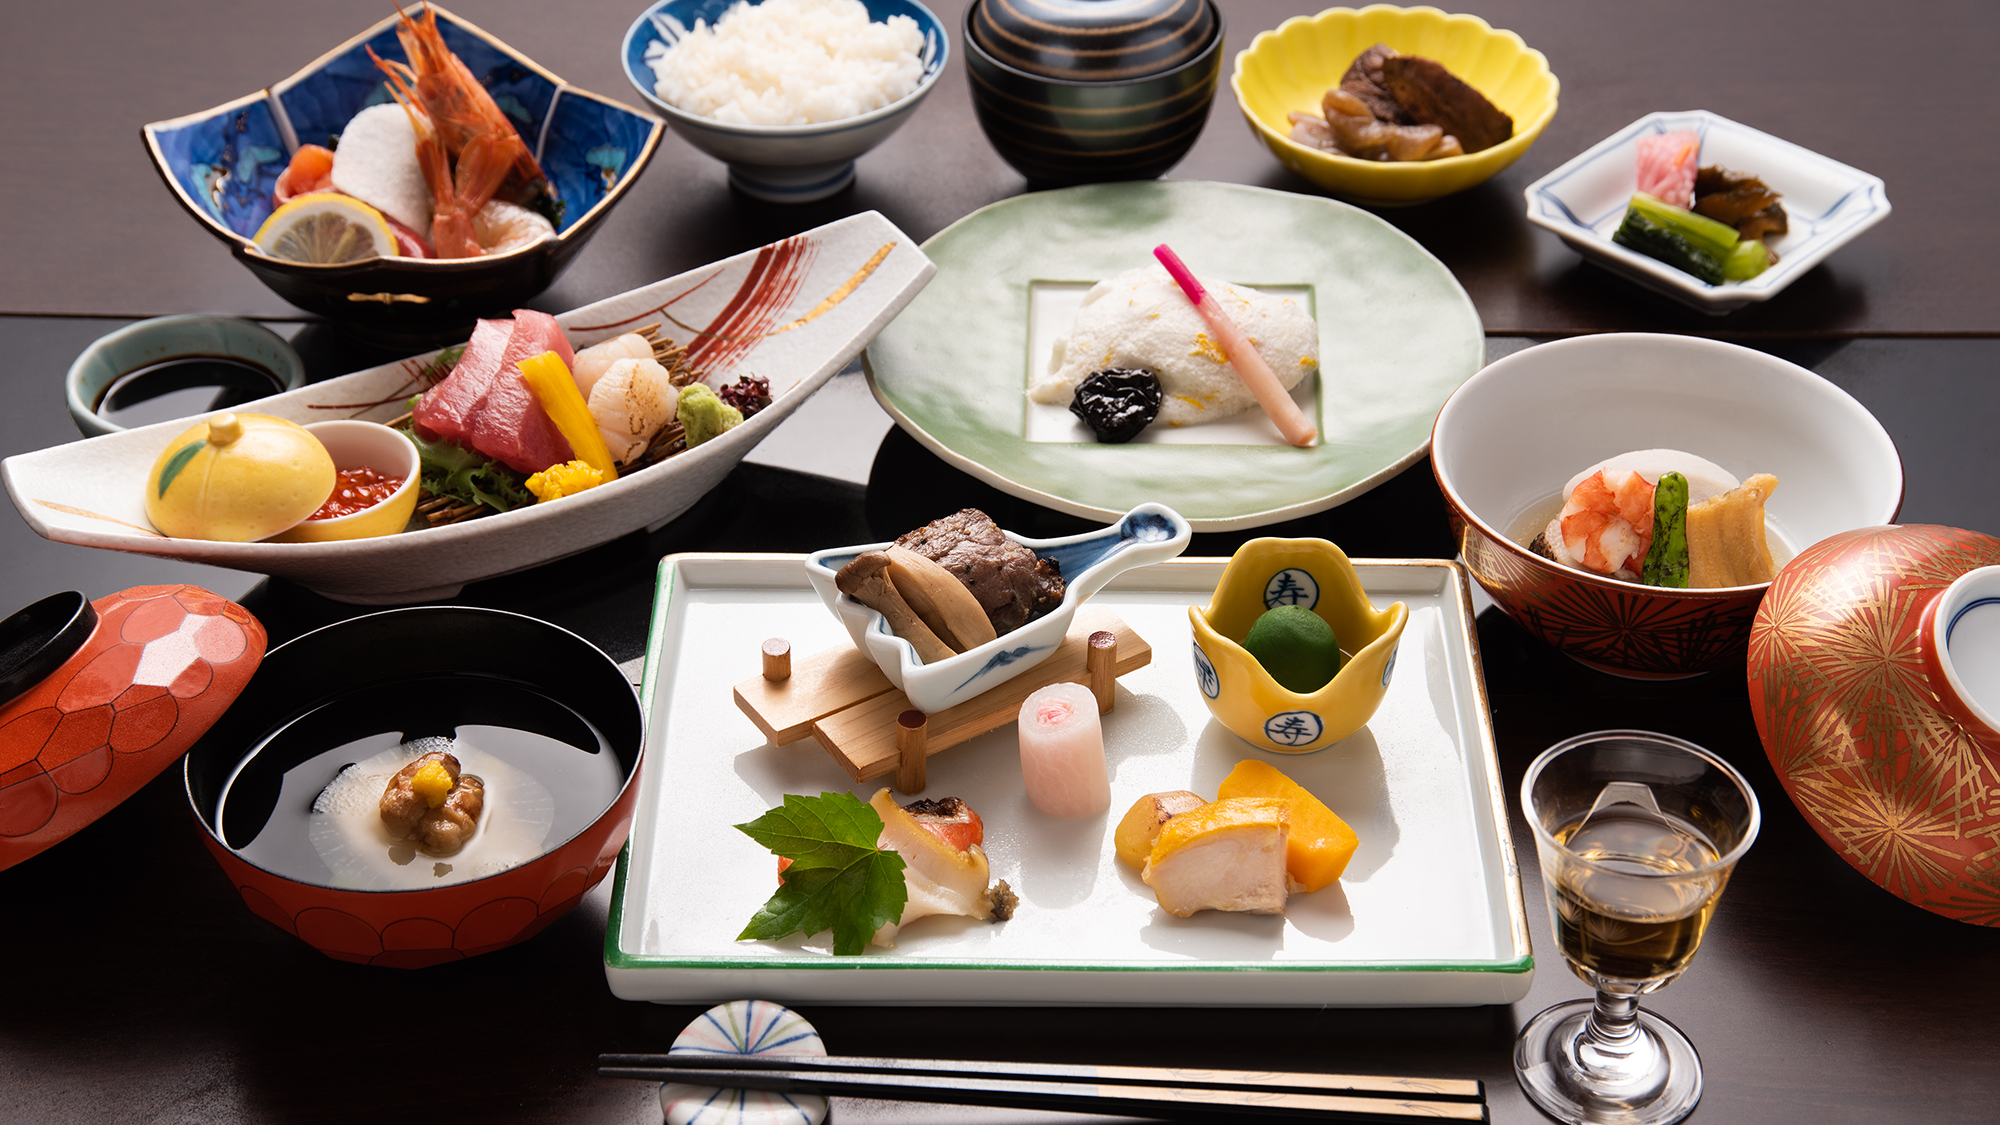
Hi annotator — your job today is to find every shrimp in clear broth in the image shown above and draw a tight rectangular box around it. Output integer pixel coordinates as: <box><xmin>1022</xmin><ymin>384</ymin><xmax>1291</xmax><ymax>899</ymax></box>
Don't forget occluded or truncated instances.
<box><xmin>1544</xmin><ymin>469</ymin><xmax>1656</xmax><ymax>580</ymax></box>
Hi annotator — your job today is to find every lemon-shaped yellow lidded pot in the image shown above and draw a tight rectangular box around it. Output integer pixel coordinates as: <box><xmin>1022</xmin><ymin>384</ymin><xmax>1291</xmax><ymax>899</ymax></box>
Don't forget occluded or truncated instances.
<box><xmin>1189</xmin><ymin>538</ymin><xmax>1408</xmax><ymax>753</ymax></box>
<box><xmin>145</xmin><ymin>413</ymin><xmax>335</xmax><ymax>541</ymax></box>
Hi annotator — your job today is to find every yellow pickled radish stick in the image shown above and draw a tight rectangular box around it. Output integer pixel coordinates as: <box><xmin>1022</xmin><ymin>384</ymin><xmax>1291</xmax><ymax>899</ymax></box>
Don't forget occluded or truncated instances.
<box><xmin>517</xmin><ymin>351</ymin><xmax>619</xmax><ymax>481</ymax></box>
<box><xmin>1153</xmin><ymin>243</ymin><xmax>1318</xmax><ymax>448</ymax></box>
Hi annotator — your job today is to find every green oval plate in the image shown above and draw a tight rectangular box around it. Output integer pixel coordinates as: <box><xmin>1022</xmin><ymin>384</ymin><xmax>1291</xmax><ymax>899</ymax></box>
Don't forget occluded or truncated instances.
<box><xmin>863</xmin><ymin>180</ymin><xmax>1484</xmax><ymax>530</ymax></box>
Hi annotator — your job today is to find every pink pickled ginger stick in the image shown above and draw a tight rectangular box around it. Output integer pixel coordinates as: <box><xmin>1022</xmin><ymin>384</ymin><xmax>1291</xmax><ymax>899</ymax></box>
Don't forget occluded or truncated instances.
<box><xmin>1153</xmin><ymin>243</ymin><xmax>1318</xmax><ymax>448</ymax></box>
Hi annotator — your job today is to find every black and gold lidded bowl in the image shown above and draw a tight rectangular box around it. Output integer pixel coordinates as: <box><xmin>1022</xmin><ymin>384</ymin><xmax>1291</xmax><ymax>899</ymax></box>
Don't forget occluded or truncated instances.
<box><xmin>964</xmin><ymin>0</ymin><xmax>1223</xmax><ymax>186</ymax></box>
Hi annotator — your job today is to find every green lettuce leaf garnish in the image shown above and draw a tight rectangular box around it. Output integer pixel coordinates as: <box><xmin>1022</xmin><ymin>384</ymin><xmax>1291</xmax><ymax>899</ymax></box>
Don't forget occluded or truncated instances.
<box><xmin>396</xmin><ymin>394</ymin><xmax>534</xmax><ymax>513</ymax></box>
<box><xmin>735</xmin><ymin>792</ymin><xmax>907</xmax><ymax>956</ymax></box>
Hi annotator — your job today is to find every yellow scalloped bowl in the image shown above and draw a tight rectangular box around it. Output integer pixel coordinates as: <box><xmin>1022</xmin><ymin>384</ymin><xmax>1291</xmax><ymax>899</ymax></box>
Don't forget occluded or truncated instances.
<box><xmin>1189</xmin><ymin>538</ymin><xmax>1408</xmax><ymax>754</ymax></box>
<box><xmin>1232</xmin><ymin>4</ymin><xmax>1559</xmax><ymax>206</ymax></box>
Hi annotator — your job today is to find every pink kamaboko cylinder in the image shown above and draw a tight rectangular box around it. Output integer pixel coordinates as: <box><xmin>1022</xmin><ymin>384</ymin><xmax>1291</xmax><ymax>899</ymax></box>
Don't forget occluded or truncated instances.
<box><xmin>1018</xmin><ymin>682</ymin><xmax>1110</xmax><ymax>818</ymax></box>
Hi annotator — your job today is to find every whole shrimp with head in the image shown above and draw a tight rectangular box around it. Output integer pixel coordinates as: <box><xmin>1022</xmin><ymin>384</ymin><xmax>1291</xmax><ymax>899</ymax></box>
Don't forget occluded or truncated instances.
<box><xmin>367</xmin><ymin>2</ymin><xmax>557</xmax><ymax>259</ymax></box>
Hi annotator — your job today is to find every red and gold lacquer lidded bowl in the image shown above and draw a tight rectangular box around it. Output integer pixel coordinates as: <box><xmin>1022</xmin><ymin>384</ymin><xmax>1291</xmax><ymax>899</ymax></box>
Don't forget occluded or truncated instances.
<box><xmin>1432</xmin><ymin>333</ymin><xmax>1902</xmax><ymax>678</ymax></box>
<box><xmin>1748</xmin><ymin>525</ymin><xmax>2000</xmax><ymax>925</ymax></box>
<box><xmin>183</xmin><ymin>606</ymin><xmax>643</xmax><ymax>968</ymax></box>
<box><xmin>0</xmin><ymin>586</ymin><xmax>264</xmax><ymax>872</ymax></box>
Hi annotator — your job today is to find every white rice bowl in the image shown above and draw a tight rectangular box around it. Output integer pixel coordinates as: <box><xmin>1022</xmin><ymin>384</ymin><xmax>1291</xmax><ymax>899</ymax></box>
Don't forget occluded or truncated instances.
<box><xmin>1028</xmin><ymin>264</ymin><xmax>1320</xmax><ymax>428</ymax></box>
<box><xmin>644</xmin><ymin>0</ymin><xmax>925</xmax><ymax>126</ymax></box>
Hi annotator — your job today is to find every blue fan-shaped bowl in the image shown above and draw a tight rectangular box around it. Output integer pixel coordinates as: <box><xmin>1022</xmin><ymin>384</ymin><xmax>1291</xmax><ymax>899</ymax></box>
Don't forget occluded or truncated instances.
<box><xmin>806</xmin><ymin>503</ymin><xmax>1191</xmax><ymax>712</ymax></box>
<box><xmin>621</xmin><ymin>0</ymin><xmax>947</xmax><ymax>203</ymax></box>
<box><xmin>143</xmin><ymin>3</ymin><xmax>663</xmax><ymax>343</ymax></box>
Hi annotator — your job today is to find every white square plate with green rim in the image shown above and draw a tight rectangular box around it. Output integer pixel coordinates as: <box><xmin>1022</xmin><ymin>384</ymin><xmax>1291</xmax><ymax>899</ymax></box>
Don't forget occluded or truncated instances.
<box><xmin>605</xmin><ymin>554</ymin><xmax>1533</xmax><ymax>1006</ymax></box>
<box><xmin>860</xmin><ymin>180</ymin><xmax>1486</xmax><ymax>532</ymax></box>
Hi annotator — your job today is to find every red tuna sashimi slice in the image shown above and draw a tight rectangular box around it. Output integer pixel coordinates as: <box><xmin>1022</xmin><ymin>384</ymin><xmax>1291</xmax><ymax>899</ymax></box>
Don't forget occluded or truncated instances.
<box><xmin>1635</xmin><ymin>130</ymin><xmax>1700</xmax><ymax>209</ymax></box>
<box><xmin>456</xmin><ymin>309</ymin><xmax>576</xmax><ymax>474</ymax></box>
<box><xmin>413</xmin><ymin>318</ymin><xmax>513</xmax><ymax>444</ymax></box>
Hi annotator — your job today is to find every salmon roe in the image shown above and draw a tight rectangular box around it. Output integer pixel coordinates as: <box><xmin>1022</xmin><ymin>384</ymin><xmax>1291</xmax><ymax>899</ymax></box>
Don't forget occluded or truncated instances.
<box><xmin>308</xmin><ymin>466</ymin><xmax>404</xmax><ymax>520</ymax></box>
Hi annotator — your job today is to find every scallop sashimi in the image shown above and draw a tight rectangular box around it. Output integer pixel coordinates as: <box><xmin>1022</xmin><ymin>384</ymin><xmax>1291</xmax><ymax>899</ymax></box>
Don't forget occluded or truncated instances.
<box><xmin>586</xmin><ymin>356</ymin><xmax>677</xmax><ymax>464</ymax></box>
<box><xmin>570</xmin><ymin>333</ymin><xmax>655</xmax><ymax>398</ymax></box>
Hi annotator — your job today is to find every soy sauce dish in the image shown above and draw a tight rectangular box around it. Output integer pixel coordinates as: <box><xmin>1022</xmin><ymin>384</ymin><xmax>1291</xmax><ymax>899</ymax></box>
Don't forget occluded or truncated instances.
<box><xmin>184</xmin><ymin>607</ymin><xmax>643</xmax><ymax>968</ymax></box>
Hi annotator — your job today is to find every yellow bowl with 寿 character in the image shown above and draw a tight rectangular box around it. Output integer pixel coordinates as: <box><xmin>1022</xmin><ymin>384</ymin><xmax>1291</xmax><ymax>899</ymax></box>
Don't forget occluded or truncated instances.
<box><xmin>1189</xmin><ymin>538</ymin><xmax>1407</xmax><ymax>753</ymax></box>
<box><xmin>1231</xmin><ymin>5</ymin><xmax>1558</xmax><ymax>206</ymax></box>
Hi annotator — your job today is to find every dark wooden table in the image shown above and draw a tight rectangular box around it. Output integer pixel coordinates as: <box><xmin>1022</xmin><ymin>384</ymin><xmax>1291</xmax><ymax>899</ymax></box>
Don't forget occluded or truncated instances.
<box><xmin>3</xmin><ymin>2</ymin><xmax>1998</xmax><ymax>1123</ymax></box>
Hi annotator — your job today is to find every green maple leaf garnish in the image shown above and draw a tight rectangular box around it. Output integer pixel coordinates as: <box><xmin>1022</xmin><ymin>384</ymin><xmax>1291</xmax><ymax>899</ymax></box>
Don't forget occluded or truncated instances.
<box><xmin>735</xmin><ymin>792</ymin><xmax>907</xmax><ymax>956</ymax></box>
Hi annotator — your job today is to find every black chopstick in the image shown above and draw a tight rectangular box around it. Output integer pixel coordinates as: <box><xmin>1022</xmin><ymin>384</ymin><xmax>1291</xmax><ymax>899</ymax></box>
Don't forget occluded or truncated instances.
<box><xmin>601</xmin><ymin>1052</ymin><xmax>1481</xmax><ymax>1100</ymax></box>
<box><xmin>599</xmin><ymin>1054</ymin><xmax>1486</xmax><ymax>1122</ymax></box>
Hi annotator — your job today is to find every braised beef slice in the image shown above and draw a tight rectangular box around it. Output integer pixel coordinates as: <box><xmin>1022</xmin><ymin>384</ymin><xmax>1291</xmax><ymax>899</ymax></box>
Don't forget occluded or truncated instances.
<box><xmin>893</xmin><ymin>509</ymin><xmax>1064</xmax><ymax>635</ymax></box>
<box><xmin>1379</xmin><ymin>55</ymin><xmax>1512</xmax><ymax>153</ymax></box>
<box><xmin>1339</xmin><ymin>43</ymin><xmax>1410</xmax><ymax>124</ymax></box>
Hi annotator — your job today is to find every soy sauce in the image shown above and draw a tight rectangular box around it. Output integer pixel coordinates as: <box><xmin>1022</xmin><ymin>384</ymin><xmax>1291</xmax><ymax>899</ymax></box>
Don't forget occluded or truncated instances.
<box><xmin>95</xmin><ymin>355</ymin><xmax>286</xmax><ymax>429</ymax></box>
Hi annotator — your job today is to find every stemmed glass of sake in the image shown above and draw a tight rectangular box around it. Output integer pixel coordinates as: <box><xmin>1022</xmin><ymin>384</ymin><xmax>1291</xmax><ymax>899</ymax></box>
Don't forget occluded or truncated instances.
<box><xmin>1515</xmin><ymin>731</ymin><xmax>1761</xmax><ymax>1125</ymax></box>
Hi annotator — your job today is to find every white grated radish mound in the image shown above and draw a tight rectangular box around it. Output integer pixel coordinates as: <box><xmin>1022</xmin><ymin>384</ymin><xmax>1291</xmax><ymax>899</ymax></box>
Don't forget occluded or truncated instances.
<box><xmin>644</xmin><ymin>0</ymin><xmax>925</xmax><ymax>126</ymax></box>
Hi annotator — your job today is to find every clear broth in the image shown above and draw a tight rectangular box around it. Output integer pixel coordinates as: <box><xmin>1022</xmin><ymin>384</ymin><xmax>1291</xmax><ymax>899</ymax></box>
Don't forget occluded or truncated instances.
<box><xmin>1506</xmin><ymin>489</ymin><xmax>1798</xmax><ymax>574</ymax></box>
<box><xmin>214</xmin><ymin>675</ymin><xmax>625</xmax><ymax>888</ymax></box>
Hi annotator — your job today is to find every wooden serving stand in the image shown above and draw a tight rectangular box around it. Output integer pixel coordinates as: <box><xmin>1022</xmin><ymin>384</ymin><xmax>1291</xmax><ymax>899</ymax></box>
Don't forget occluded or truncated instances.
<box><xmin>733</xmin><ymin>607</ymin><xmax>1151</xmax><ymax>793</ymax></box>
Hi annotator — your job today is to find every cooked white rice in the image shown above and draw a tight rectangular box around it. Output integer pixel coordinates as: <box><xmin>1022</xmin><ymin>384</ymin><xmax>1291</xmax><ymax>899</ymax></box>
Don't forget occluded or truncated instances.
<box><xmin>644</xmin><ymin>0</ymin><xmax>925</xmax><ymax>126</ymax></box>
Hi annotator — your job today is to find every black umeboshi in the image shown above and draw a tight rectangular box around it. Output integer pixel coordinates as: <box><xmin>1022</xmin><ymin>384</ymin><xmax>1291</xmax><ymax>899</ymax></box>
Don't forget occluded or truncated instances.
<box><xmin>1068</xmin><ymin>368</ymin><xmax>1162</xmax><ymax>444</ymax></box>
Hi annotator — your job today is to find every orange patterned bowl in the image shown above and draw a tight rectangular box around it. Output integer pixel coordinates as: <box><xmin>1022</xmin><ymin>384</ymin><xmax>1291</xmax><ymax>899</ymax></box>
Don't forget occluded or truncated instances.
<box><xmin>1432</xmin><ymin>333</ymin><xmax>1902</xmax><ymax>678</ymax></box>
<box><xmin>1748</xmin><ymin>524</ymin><xmax>2000</xmax><ymax>926</ymax></box>
<box><xmin>0</xmin><ymin>586</ymin><xmax>265</xmax><ymax>871</ymax></box>
<box><xmin>183</xmin><ymin>606</ymin><xmax>643</xmax><ymax>967</ymax></box>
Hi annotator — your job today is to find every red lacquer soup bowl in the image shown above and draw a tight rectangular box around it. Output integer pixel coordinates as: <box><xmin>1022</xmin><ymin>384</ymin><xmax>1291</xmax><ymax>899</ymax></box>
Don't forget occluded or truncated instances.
<box><xmin>1748</xmin><ymin>525</ymin><xmax>2000</xmax><ymax>925</ymax></box>
<box><xmin>1433</xmin><ymin>334</ymin><xmax>1902</xmax><ymax>678</ymax></box>
<box><xmin>184</xmin><ymin>606</ymin><xmax>643</xmax><ymax>968</ymax></box>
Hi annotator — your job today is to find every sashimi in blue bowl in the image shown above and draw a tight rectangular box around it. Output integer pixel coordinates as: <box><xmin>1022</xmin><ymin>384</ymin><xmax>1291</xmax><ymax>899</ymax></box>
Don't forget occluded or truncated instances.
<box><xmin>143</xmin><ymin>3</ymin><xmax>663</xmax><ymax>343</ymax></box>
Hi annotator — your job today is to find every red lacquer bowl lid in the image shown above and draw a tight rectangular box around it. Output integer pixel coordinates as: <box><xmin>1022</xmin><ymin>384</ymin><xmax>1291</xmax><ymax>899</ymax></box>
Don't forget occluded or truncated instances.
<box><xmin>0</xmin><ymin>585</ymin><xmax>265</xmax><ymax>871</ymax></box>
<box><xmin>1747</xmin><ymin>525</ymin><xmax>2000</xmax><ymax>925</ymax></box>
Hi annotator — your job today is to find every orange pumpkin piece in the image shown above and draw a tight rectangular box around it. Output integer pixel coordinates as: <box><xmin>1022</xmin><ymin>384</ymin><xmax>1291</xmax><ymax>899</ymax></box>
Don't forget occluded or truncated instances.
<box><xmin>1216</xmin><ymin>759</ymin><xmax>1358</xmax><ymax>892</ymax></box>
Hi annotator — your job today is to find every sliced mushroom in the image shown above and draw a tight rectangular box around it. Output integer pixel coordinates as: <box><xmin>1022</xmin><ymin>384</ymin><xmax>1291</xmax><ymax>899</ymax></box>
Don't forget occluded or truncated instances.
<box><xmin>885</xmin><ymin>547</ymin><xmax>999</xmax><ymax>651</ymax></box>
<box><xmin>834</xmin><ymin>552</ymin><xmax>957</xmax><ymax>663</ymax></box>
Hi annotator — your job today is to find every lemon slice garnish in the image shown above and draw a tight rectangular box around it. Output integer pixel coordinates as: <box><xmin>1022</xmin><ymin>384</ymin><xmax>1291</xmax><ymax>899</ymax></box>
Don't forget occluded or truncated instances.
<box><xmin>252</xmin><ymin>192</ymin><xmax>398</xmax><ymax>264</ymax></box>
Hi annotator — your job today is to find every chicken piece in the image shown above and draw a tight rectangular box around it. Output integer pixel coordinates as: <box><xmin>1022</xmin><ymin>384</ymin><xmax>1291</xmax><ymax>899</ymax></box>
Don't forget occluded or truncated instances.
<box><xmin>418</xmin><ymin>774</ymin><xmax>484</xmax><ymax>855</ymax></box>
<box><xmin>835</xmin><ymin>552</ymin><xmax>957</xmax><ymax>663</ymax></box>
<box><xmin>1141</xmin><ymin>798</ymin><xmax>1290</xmax><ymax>917</ymax></box>
<box><xmin>377</xmin><ymin>749</ymin><xmax>486</xmax><ymax>856</ymax></box>
<box><xmin>870</xmin><ymin>789</ymin><xmax>1014</xmax><ymax>947</ymax></box>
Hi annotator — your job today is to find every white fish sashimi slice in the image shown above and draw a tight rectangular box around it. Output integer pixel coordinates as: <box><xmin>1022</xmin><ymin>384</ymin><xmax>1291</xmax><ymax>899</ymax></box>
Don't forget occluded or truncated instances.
<box><xmin>329</xmin><ymin>103</ymin><xmax>433</xmax><ymax>235</ymax></box>
<box><xmin>1564</xmin><ymin>449</ymin><xmax>1741</xmax><ymax>506</ymax></box>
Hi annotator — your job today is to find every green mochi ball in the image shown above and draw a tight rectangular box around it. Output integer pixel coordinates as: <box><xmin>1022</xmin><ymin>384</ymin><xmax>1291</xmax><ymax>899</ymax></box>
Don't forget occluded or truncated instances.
<box><xmin>1242</xmin><ymin>605</ymin><xmax>1343</xmax><ymax>694</ymax></box>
